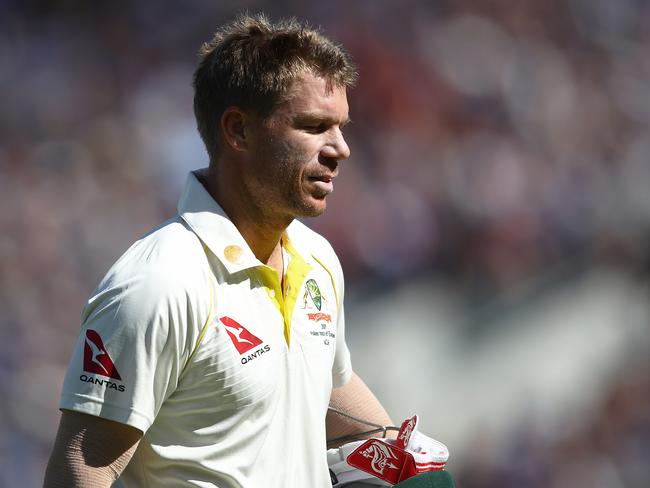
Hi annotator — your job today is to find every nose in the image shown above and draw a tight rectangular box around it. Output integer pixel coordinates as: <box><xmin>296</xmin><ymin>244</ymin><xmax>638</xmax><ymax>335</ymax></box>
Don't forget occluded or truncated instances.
<box><xmin>321</xmin><ymin>127</ymin><xmax>351</xmax><ymax>162</ymax></box>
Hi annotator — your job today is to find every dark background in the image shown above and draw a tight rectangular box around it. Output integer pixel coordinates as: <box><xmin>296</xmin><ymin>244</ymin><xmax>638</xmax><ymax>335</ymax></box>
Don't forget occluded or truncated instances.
<box><xmin>1</xmin><ymin>1</ymin><xmax>649</xmax><ymax>486</ymax></box>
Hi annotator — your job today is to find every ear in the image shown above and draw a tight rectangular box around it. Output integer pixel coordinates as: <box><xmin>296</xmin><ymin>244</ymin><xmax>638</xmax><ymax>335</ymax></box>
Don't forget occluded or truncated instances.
<box><xmin>220</xmin><ymin>106</ymin><xmax>249</xmax><ymax>152</ymax></box>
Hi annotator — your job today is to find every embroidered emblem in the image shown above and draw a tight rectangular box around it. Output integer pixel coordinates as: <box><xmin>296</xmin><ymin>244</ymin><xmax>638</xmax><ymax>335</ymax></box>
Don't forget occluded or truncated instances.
<box><xmin>304</xmin><ymin>278</ymin><xmax>322</xmax><ymax>310</ymax></box>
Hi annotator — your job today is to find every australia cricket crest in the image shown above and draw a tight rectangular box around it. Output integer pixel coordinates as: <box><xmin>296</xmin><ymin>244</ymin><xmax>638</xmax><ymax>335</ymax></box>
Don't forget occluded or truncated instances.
<box><xmin>303</xmin><ymin>278</ymin><xmax>322</xmax><ymax>310</ymax></box>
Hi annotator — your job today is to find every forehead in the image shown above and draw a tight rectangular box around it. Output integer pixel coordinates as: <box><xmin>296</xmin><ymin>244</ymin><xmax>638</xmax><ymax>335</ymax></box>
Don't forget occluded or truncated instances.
<box><xmin>274</xmin><ymin>71</ymin><xmax>349</xmax><ymax>121</ymax></box>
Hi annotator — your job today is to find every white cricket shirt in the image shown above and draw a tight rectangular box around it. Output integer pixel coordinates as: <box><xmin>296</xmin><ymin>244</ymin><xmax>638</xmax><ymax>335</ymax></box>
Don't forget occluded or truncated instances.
<box><xmin>59</xmin><ymin>170</ymin><xmax>353</xmax><ymax>487</ymax></box>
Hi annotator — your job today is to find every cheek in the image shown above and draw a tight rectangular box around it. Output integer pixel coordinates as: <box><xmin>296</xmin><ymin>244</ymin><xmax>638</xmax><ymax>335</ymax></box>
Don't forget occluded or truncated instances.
<box><xmin>262</xmin><ymin>136</ymin><xmax>295</xmax><ymax>166</ymax></box>
<box><xmin>275</xmin><ymin>140</ymin><xmax>314</xmax><ymax>173</ymax></box>
<box><xmin>258</xmin><ymin>131</ymin><xmax>320</xmax><ymax>185</ymax></box>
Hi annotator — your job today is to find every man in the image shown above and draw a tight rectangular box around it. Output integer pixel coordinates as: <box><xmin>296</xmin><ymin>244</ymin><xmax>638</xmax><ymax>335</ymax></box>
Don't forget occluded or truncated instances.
<box><xmin>44</xmin><ymin>14</ymin><xmax>394</xmax><ymax>488</ymax></box>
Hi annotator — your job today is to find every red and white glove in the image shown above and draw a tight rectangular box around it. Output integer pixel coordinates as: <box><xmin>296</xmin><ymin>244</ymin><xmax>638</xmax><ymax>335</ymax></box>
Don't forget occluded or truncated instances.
<box><xmin>328</xmin><ymin>415</ymin><xmax>449</xmax><ymax>486</ymax></box>
<box><xmin>328</xmin><ymin>440</ymin><xmax>391</xmax><ymax>486</ymax></box>
<box><xmin>392</xmin><ymin>415</ymin><xmax>449</xmax><ymax>473</ymax></box>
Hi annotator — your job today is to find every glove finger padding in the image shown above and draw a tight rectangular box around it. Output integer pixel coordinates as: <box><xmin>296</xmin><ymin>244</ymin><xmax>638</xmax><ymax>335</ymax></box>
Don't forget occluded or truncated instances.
<box><xmin>395</xmin><ymin>416</ymin><xmax>448</xmax><ymax>473</ymax></box>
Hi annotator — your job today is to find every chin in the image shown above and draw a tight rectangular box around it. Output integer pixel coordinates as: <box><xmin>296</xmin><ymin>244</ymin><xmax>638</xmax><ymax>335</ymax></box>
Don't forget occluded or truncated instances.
<box><xmin>294</xmin><ymin>198</ymin><xmax>328</xmax><ymax>218</ymax></box>
<box><xmin>297</xmin><ymin>207</ymin><xmax>327</xmax><ymax>219</ymax></box>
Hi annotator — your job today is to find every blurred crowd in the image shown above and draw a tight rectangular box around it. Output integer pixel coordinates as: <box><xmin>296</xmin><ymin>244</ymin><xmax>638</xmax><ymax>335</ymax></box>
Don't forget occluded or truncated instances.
<box><xmin>457</xmin><ymin>355</ymin><xmax>650</xmax><ymax>488</ymax></box>
<box><xmin>1</xmin><ymin>0</ymin><xmax>649</xmax><ymax>486</ymax></box>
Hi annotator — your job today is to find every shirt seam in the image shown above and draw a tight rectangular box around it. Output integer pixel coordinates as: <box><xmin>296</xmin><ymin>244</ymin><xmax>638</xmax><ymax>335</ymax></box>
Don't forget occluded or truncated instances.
<box><xmin>60</xmin><ymin>394</ymin><xmax>154</xmax><ymax>432</ymax></box>
<box><xmin>179</xmin><ymin>270</ymin><xmax>214</xmax><ymax>379</ymax></box>
<box><xmin>311</xmin><ymin>254</ymin><xmax>339</xmax><ymax>308</ymax></box>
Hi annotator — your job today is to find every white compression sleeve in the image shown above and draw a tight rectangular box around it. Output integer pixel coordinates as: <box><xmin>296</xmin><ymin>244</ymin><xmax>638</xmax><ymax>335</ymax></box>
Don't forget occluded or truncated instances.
<box><xmin>326</xmin><ymin>372</ymin><xmax>395</xmax><ymax>448</ymax></box>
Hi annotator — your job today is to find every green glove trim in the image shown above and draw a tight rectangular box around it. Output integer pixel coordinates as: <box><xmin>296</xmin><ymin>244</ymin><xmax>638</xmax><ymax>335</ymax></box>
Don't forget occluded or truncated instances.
<box><xmin>392</xmin><ymin>471</ymin><xmax>456</xmax><ymax>488</ymax></box>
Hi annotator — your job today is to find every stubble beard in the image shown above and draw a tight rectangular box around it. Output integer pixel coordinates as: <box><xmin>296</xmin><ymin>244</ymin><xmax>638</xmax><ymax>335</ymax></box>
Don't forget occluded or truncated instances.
<box><xmin>263</xmin><ymin>138</ymin><xmax>328</xmax><ymax>221</ymax></box>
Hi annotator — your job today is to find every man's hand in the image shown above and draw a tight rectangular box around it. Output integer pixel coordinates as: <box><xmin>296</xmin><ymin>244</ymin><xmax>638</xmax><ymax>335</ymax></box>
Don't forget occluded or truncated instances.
<box><xmin>328</xmin><ymin>415</ymin><xmax>450</xmax><ymax>487</ymax></box>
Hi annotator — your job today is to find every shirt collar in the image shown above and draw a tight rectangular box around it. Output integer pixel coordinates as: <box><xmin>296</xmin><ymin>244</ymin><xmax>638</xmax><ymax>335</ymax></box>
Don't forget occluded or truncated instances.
<box><xmin>177</xmin><ymin>170</ymin><xmax>263</xmax><ymax>274</ymax></box>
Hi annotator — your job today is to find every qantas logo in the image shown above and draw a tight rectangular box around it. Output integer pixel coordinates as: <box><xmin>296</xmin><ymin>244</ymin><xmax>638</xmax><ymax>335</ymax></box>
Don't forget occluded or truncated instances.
<box><xmin>219</xmin><ymin>316</ymin><xmax>263</xmax><ymax>354</ymax></box>
<box><xmin>83</xmin><ymin>330</ymin><xmax>121</xmax><ymax>380</ymax></box>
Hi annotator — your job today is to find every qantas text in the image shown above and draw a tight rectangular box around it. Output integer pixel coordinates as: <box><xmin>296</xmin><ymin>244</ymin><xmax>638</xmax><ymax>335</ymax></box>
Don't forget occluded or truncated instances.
<box><xmin>80</xmin><ymin>374</ymin><xmax>125</xmax><ymax>392</ymax></box>
<box><xmin>241</xmin><ymin>344</ymin><xmax>271</xmax><ymax>364</ymax></box>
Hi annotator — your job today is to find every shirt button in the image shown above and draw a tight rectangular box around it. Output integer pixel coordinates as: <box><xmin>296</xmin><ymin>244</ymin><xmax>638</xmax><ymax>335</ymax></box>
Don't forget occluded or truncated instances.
<box><xmin>224</xmin><ymin>245</ymin><xmax>244</xmax><ymax>264</ymax></box>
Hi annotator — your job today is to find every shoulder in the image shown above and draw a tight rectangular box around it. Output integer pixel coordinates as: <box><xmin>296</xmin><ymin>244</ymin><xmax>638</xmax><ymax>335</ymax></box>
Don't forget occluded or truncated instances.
<box><xmin>113</xmin><ymin>217</ymin><xmax>207</xmax><ymax>281</ymax></box>
<box><xmin>90</xmin><ymin>217</ymin><xmax>211</xmax><ymax>315</ymax></box>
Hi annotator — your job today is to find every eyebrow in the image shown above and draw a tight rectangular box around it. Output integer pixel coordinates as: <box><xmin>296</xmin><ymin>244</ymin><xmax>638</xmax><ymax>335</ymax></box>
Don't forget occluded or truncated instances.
<box><xmin>295</xmin><ymin>112</ymin><xmax>351</xmax><ymax>127</ymax></box>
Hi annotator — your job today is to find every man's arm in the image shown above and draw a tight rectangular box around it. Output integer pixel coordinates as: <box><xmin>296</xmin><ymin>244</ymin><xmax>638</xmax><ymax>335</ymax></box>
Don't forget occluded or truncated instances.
<box><xmin>326</xmin><ymin>372</ymin><xmax>394</xmax><ymax>448</ymax></box>
<box><xmin>43</xmin><ymin>410</ymin><xmax>142</xmax><ymax>488</ymax></box>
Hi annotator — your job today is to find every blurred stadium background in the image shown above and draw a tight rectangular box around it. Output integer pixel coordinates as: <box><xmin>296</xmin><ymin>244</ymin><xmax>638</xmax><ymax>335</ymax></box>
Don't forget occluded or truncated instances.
<box><xmin>1</xmin><ymin>1</ymin><xmax>649</xmax><ymax>486</ymax></box>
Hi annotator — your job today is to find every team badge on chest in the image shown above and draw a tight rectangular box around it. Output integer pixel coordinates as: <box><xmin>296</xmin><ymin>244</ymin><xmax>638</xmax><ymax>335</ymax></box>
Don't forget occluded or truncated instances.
<box><xmin>303</xmin><ymin>278</ymin><xmax>332</xmax><ymax>322</ymax></box>
<box><xmin>304</xmin><ymin>278</ymin><xmax>322</xmax><ymax>310</ymax></box>
<box><xmin>300</xmin><ymin>277</ymin><xmax>335</xmax><ymax>346</ymax></box>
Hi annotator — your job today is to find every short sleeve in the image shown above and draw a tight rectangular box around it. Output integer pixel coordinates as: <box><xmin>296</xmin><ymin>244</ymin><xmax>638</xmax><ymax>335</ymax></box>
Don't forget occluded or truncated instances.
<box><xmin>331</xmin><ymin>302</ymin><xmax>352</xmax><ymax>388</ymax></box>
<box><xmin>59</xmin><ymin>242</ymin><xmax>211</xmax><ymax>433</ymax></box>
<box><xmin>331</xmin><ymin>257</ymin><xmax>352</xmax><ymax>388</ymax></box>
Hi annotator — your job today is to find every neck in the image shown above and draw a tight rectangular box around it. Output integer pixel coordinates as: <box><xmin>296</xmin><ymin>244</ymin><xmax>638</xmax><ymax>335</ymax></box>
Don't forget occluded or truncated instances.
<box><xmin>201</xmin><ymin>165</ymin><xmax>290</xmax><ymax>266</ymax></box>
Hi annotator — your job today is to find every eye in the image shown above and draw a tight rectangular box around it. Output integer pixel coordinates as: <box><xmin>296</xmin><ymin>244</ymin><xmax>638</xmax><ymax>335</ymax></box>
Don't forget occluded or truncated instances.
<box><xmin>303</xmin><ymin>123</ymin><xmax>328</xmax><ymax>134</ymax></box>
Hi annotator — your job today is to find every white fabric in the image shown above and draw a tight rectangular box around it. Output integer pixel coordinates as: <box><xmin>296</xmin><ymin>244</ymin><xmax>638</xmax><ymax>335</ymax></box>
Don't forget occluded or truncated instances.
<box><xmin>398</xmin><ymin>416</ymin><xmax>449</xmax><ymax>471</ymax></box>
<box><xmin>407</xmin><ymin>430</ymin><xmax>449</xmax><ymax>470</ymax></box>
<box><xmin>59</xmin><ymin>170</ymin><xmax>353</xmax><ymax>488</ymax></box>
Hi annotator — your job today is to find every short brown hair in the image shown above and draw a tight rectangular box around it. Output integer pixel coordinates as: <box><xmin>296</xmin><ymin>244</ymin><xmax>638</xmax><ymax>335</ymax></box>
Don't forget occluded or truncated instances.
<box><xmin>193</xmin><ymin>13</ymin><xmax>358</xmax><ymax>161</ymax></box>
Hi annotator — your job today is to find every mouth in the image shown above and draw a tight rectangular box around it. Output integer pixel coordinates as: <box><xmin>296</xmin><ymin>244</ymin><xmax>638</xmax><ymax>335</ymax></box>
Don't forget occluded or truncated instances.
<box><xmin>307</xmin><ymin>174</ymin><xmax>335</xmax><ymax>196</ymax></box>
<box><xmin>309</xmin><ymin>174</ymin><xmax>333</xmax><ymax>183</ymax></box>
